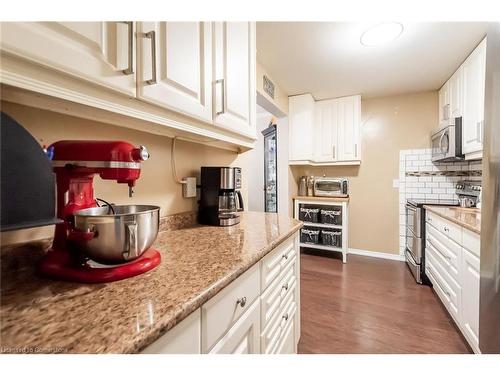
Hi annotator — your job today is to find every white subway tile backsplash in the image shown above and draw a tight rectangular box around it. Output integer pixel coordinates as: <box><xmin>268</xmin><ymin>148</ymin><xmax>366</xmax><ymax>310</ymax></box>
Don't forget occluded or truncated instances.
<box><xmin>439</xmin><ymin>194</ymin><xmax>455</xmax><ymax>200</ymax></box>
<box><xmin>398</xmin><ymin>148</ymin><xmax>482</xmax><ymax>256</ymax></box>
<box><xmin>439</xmin><ymin>182</ymin><xmax>454</xmax><ymax>188</ymax></box>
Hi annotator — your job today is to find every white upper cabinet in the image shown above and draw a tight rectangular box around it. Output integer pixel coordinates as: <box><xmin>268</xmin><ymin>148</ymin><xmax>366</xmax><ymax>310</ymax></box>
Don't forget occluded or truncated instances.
<box><xmin>0</xmin><ymin>22</ymin><xmax>257</xmax><ymax>152</ymax></box>
<box><xmin>289</xmin><ymin>94</ymin><xmax>315</xmax><ymax>162</ymax></box>
<box><xmin>462</xmin><ymin>38</ymin><xmax>486</xmax><ymax>158</ymax></box>
<box><xmin>449</xmin><ymin>67</ymin><xmax>463</xmax><ymax>119</ymax></box>
<box><xmin>438</xmin><ymin>81</ymin><xmax>450</xmax><ymax>126</ymax></box>
<box><xmin>212</xmin><ymin>22</ymin><xmax>256</xmax><ymax>137</ymax></box>
<box><xmin>314</xmin><ymin>99</ymin><xmax>337</xmax><ymax>162</ymax></box>
<box><xmin>0</xmin><ymin>22</ymin><xmax>136</xmax><ymax>96</ymax></box>
<box><xmin>337</xmin><ymin>95</ymin><xmax>361</xmax><ymax>161</ymax></box>
<box><xmin>137</xmin><ymin>22</ymin><xmax>212</xmax><ymax>122</ymax></box>
<box><xmin>289</xmin><ymin>94</ymin><xmax>361</xmax><ymax>165</ymax></box>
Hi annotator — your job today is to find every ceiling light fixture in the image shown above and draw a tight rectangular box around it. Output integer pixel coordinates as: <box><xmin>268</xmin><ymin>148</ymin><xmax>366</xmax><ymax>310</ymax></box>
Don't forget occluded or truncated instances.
<box><xmin>360</xmin><ymin>22</ymin><xmax>404</xmax><ymax>47</ymax></box>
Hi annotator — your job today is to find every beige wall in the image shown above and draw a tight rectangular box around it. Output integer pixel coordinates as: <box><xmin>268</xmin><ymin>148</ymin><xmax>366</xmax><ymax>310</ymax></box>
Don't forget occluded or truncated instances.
<box><xmin>1</xmin><ymin>101</ymin><xmax>249</xmax><ymax>244</ymax></box>
<box><xmin>256</xmin><ymin>61</ymin><xmax>288</xmax><ymax>115</ymax></box>
<box><xmin>291</xmin><ymin>91</ymin><xmax>438</xmax><ymax>255</ymax></box>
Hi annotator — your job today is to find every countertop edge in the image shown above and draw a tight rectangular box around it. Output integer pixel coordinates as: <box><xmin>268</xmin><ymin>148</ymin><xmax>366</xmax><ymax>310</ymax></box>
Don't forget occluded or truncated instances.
<box><xmin>423</xmin><ymin>205</ymin><xmax>481</xmax><ymax>235</ymax></box>
<box><xmin>132</xmin><ymin>220</ymin><xmax>303</xmax><ymax>353</ymax></box>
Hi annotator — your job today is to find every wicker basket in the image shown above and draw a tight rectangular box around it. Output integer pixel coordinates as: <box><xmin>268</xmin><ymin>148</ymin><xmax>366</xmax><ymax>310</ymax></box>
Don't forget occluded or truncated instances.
<box><xmin>320</xmin><ymin>208</ymin><xmax>342</xmax><ymax>225</ymax></box>
<box><xmin>321</xmin><ymin>230</ymin><xmax>342</xmax><ymax>248</ymax></box>
<box><xmin>300</xmin><ymin>228</ymin><xmax>321</xmax><ymax>244</ymax></box>
<box><xmin>299</xmin><ymin>207</ymin><xmax>320</xmax><ymax>223</ymax></box>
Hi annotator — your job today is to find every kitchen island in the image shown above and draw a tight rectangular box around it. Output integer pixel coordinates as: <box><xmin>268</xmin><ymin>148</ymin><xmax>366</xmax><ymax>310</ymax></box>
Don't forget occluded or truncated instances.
<box><xmin>0</xmin><ymin>211</ymin><xmax>302</xmax><ymax>354</ymax></box>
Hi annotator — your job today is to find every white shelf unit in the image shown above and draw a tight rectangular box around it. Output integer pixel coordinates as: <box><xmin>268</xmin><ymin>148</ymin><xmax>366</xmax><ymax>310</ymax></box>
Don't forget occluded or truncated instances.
<box><xmin>294</xmin><ymin>198</ymin><xmax>348</xmax><ymax>263</ymax></box>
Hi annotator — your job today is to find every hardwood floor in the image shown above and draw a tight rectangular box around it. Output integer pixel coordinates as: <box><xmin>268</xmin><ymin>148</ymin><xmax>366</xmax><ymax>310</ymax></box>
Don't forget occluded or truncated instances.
<box><xmin>298</xmin><ymin>251</ymin><xmax>471</xmax><ymax>354</ymax></box>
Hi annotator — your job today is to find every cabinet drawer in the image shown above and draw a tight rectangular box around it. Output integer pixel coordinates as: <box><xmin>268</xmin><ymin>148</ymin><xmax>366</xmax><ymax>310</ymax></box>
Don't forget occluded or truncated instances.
<box><xmin>426</xmin><ymin>225</ymin><xmax>461</xmax><ymax>282</ymax></box>
<box><xmin>426</xmin><ymin>251</ymin><xmax>461</xmax><ymax>322</ymax></box>
<box><xmin>463</xmin><ymin>228</ymin><xmax>480</xmax><ymax>257</ymax></box>
<box><xmin>260</xmin><ymin>257</ymin><xmax>297</xmax><ymax>330</ymax></box>
<box><xmin>261</xmin><ymin>283</ymin><xmax>297</xmax><ymax>354</ymax></box>
<box><xmin>261</xmin><ymin>235</ymin><xmax>296</xmax><ymax>291</ymax></box>
<box><xmin>201</xmin><ymin>262</ymin><xmax>260</xmax><ymax>353</ymax></box>
<box><xmin>276</xmin><ymin>308</ymin><xmax>296</xmax><ymax>354</ymax></box>
<box><xmin>426</xmin><ymin>212</ymin><xmax>462</xmax><ymax>245</ymax></box>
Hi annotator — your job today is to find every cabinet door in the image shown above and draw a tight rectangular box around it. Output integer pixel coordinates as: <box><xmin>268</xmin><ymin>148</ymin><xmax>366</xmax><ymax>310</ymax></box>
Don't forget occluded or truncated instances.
<box><xmin>337</xmin><ymin>95</ymin><xmax>361</xmax><ymax>161</ymax></box>
<box><xmin>213</xmin><ymin>22</ymin><xmax>256</xmax><ymax>137</ymax></box>
<box><xmin>462</xmin><ymin>39</ymin><xmax>486</xmax><ymax>155</ymax></box>
<box><xmin>0</xmin><ymin>22</ymin><xmax>136</xmax><ymax>96</ymax></box>
<box><xmin>314</xmin><ymin>99</ymin><xmax>337</xmax><ymax>162</ymax></box>
<box><xmin>137</xmin><ymin>22</ymin><xmax>212</xmax><ymax>122</ymax></box>
<box><xmin>209</xmin><ymin>299</ymin><xmax>261</xmax><ymax>354</ymax></box>
<box><xmin>288</xmin><ymin>94</ymin><xmax>315</xmax><ymax>161</ymax></box>
<box><xmin>461</xmin><ymin>249</ymin><xmax>480</xmax><ymax>352</ymax></box>
<box><xmin>141</xmin><ymin>309</ymin><xmax>201</xmax><ymax>354</ymax></box>
<box><xmin>450</xmin><ymin>68</ymin><xmax>463</xmax><ymax>118</ymax></box>
<box><xmin>438</xmin><ymin>82</ymin><xmax>450</xmax><ymax>126</ymax></box>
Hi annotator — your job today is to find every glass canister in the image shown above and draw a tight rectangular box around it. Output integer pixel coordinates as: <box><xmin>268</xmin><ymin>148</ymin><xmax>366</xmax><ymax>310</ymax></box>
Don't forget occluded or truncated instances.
<box><xmin>298</xmin><ymin>176</ymin><xmax>307</xmax><ymax>196</ymax></box>
<box><xmin>307</xmin><ymin>176</ymin><xmax>315</xmax><ymax>196</ymax></box>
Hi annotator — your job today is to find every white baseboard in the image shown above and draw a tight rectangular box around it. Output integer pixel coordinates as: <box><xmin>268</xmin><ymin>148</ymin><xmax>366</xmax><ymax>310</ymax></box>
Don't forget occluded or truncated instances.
<box><xmin>348</xmin><ymin>248</ymin><xmax>405</xmax><ymax>262</ymax></box>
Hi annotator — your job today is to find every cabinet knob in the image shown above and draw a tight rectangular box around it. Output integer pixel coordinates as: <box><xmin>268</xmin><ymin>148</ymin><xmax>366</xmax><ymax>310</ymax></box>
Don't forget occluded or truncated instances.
<box><xmin>444</xmin><ymin>227</ymin><xmax>449</xmax><ymax>232</ymax></box>
<box><xmin>236</xmin><ymin>297</ymin><xmax>247</xmax><ymax>308</ymax></box>
<box><xmin>282</xmin><ymin>253</ymin><xmax>288</xmax><ymax>260</ymax></box>
<box><xmin>282</xmin><ymin>313</ymin><xmax>289</xmax><ymax>321</ymax></box>
<box><xmin>282</xmin><ymin>282</ymin><xmax>289</xmax><ymax>291</ymax></box>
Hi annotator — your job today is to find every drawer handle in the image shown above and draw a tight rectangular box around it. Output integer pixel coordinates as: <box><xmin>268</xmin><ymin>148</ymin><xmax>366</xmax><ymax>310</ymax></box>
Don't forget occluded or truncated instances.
<box><xmin>282</xmin><ymin>253</ymin><xmax>289</xmax><ymax>260</ymax></box>
<box><xmin>428</xmin><ymin>239</ymin><xmax>451</xmax><ymax>260</ymax></box>
<box><xmin>428</xmin><ymin>267</ymin><xmax>450</xmax><ymax>297</ymax></box>
<box><xmin>282</xmin><ymin>313</ymin><xmax>289</xmax><ymax>321</ymax></box>
<box><xmin>236</xmin><ymin>297</ymin><xmax>247</xmax><ymax>308</ymax></box>
<box><xmin>282</xmin><ymin>282</ymin><xmax>289</xmax><ymax>291</ymax></box>
<box><xmin>444</xmin><ymin>226</ymin><xmax>449</xmax><ymax>232</ymax></box>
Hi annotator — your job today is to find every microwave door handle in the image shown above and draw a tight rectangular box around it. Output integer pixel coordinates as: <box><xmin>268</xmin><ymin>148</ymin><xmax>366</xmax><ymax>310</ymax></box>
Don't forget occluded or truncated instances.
<box><xmin>438</xmin><ymin>131</ymin><xmax>447</xmax><ymax>155</ymax></box>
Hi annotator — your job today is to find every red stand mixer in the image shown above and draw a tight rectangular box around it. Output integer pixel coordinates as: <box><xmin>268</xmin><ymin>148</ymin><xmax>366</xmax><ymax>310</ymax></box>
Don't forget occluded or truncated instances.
<box><xmin>38</xmin><ymin>140</ymin><xmax>161</xmax><ymax>283</ymax></box>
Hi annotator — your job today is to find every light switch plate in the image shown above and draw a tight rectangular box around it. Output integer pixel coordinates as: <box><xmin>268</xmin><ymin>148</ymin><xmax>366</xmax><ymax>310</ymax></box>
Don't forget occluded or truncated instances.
<box><xmin>182</xmin><ymin>177</ymin><xmax>197</xmax><ymax>198</ymax></box>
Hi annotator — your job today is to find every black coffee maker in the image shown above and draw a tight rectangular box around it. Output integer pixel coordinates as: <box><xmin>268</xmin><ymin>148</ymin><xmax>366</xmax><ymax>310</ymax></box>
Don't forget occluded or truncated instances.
<box><xmin>198</xmin><ymin>167</ymin><xmax>244</xmax><ymax>226</ymax></box>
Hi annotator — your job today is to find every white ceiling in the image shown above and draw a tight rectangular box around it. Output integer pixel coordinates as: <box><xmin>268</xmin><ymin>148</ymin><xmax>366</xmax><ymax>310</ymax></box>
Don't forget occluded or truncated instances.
<box><xmin>256</xmin><ymin>22</ymin><xmax>488</xmax><ymax>99</ymax></box>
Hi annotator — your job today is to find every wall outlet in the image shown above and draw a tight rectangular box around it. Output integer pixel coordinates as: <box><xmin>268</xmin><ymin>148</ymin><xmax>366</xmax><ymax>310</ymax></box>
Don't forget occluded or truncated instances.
<box><xmin>182</xmin><ymin>177</ymin><xmax>197</xmax><ymax>198</ymax></box>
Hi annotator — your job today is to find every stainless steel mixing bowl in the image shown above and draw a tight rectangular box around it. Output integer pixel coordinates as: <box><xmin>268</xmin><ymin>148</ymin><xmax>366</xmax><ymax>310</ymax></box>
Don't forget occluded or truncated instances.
<box><xmin>73</xmin><ymin>205</ymin><xmax>160</xmax><ymax>264</ymax></box>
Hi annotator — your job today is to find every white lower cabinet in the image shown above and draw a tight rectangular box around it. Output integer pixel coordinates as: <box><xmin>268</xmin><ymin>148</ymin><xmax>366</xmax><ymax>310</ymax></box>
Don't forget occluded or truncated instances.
<box><xmin>142</xmin><ymin>232</ymin><xmax>300</xmax><ymax>354</ymax></box>
<box><xmin>461</xmin><ymin>249</ymin><xmax>480</xmax><ymax>351</ymax></box>
<box><xmin>141</xmin><ymin>310</ymin><xmax>201</xmax><ymax>354</ymax></box>
<box><xmin>209</xmin><ymin>299</ymin><xmax>261</xmax><ymax>354</ymax></box>
<box><xmin>425</xmin><ymin>212</ymin><xmax>480</xmax><ymax>353</ymax></box>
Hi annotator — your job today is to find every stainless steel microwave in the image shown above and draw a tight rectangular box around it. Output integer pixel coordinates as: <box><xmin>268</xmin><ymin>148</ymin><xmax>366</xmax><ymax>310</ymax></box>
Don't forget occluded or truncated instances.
<box><xmin>431</xmin><ymin>117</ymin><xmax>464</xmax><ymax>162</ymax></box>
<box><xmin>313</xmin><ymin>177</ymin><xmax>349</xmax><ymax>197</ymax></box>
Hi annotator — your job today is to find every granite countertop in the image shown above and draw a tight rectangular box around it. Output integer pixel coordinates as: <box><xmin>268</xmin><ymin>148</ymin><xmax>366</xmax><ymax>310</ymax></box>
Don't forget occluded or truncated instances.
<box><xmin>424</xmin><ymin>205</ymin><xmax>481</xmax><ymax>234</ymax></box>
<box><xmin>292</xmin><ymin>195</ymin><xmax>349</xmax><ymax>202</ymax></box>
<box><xmin>0</xmin><ymin>212</ymin><xmax>302</xmax><ymax>354</ymax></box>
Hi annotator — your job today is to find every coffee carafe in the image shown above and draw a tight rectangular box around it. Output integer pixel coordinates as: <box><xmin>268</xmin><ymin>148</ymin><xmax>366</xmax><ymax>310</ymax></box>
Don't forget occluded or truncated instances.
<box><xmin>199</xmin><ymin>167</ymin><xmax>244</xmax><ymax>226</ymax></box>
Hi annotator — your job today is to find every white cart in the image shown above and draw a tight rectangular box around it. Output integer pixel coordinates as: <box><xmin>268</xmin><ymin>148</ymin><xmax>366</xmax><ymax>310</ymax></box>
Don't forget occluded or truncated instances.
<box><xmin>293</xmin><ymin>196</ymin><xmax>349</xmax><ymax>263</ymax></box>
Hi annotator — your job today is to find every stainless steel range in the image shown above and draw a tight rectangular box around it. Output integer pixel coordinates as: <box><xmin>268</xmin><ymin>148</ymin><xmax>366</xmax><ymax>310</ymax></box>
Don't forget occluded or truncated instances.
<box><xmin>405</xmin><ymin>198</ymin><xmax>458</xmax><ymax>284</ymax></box>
